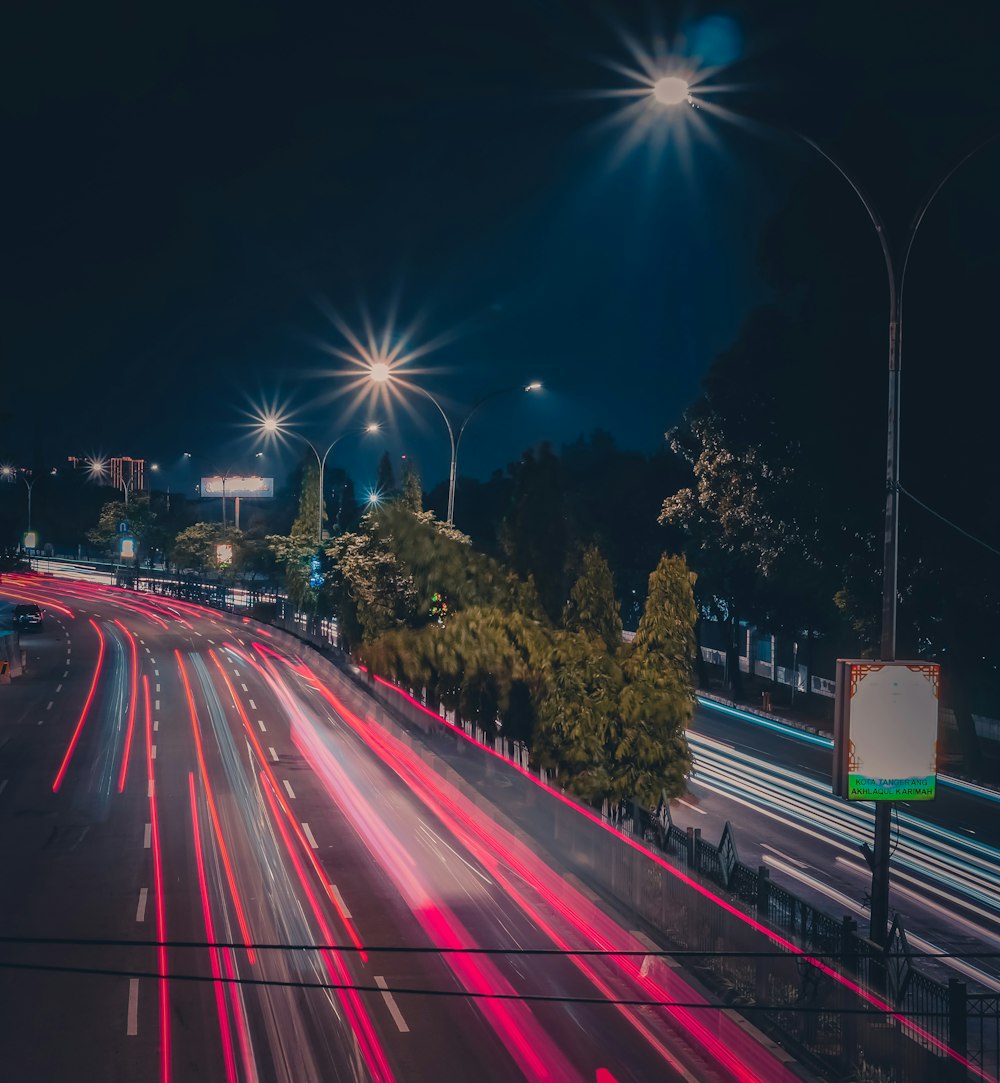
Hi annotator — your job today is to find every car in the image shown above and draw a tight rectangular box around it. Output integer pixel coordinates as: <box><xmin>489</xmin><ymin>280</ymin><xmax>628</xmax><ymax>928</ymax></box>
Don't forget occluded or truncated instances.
<box><xmin>13</xmin><ymin>604</ymin><xmax>44</xmax><ymax>632</ymax></box>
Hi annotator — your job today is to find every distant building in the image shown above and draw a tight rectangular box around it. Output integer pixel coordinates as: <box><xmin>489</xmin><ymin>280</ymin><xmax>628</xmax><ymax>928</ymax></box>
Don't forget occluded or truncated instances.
<box><xmin>111</xmin><ymin>456</ymin><xmax>145</xmax><ymax>493</ymax></box>
<box><xmin>66</xmin><ymin>455</ymin><xmax>86</xmax><ymax>470</ymax></box>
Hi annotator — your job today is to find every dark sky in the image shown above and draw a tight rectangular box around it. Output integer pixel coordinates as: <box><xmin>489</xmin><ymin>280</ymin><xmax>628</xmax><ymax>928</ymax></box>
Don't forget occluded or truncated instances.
<box><xmin>4</xmin><ymin>0</ymin><xmax>1000</xmax><ymax>496</ymax></box>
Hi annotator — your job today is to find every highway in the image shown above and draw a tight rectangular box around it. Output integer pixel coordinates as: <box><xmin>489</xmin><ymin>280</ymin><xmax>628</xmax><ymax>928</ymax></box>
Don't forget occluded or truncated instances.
<box><xmin>0</xmin><ymin>575</ymin><xmax>804</xmax><ymax>1083</ymax></box>
<box><xmin>675</xmin><ymin>698</ymin><xmax>1000</xmax><ymax>993</ymax></box>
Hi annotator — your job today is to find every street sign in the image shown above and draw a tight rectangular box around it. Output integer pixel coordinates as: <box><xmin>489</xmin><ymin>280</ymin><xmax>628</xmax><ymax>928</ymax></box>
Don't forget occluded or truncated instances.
<box><xmin>118</xmin><ymin>520</ymin><xmax>129</xmax><ymax>534</ymax></box>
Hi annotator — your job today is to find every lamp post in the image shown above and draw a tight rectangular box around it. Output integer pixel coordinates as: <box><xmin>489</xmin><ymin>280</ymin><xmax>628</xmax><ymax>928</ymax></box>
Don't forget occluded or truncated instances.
<box><xmin>368</xmin><ymin>363</ymin><xmax>541</xmax><ymax>525</ymax></box>
<box><xmin>653</xmin><ymin>81</ymin><xmax>995</xmax><ymax>945</ymax></box>
<box><xmin>25</xmin><ymin>476</ymin><xmax>36</xmax><ymax>536</ymax></box>
<box><xmin>259</xmin><ymin>419</ymin><xmax>380</xmax><ymax>543</ymax></box>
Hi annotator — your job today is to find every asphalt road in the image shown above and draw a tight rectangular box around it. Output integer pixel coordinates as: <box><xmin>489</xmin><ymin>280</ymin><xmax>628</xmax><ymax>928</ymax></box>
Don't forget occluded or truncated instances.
<box><xmin>0</xmin><ymin>577</ymin><xmax>804</xmax><ymax>1083</ymax></box>
<box><xmin>677</xmin><ymin>700</ymin><xmax>1000</xmax><ymax>992</ymax></box>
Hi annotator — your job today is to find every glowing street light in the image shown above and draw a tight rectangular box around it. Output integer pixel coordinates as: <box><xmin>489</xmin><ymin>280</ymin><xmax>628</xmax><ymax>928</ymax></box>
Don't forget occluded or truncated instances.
<box><xmin>652</xmin><ymin>76</ymin><xmax>691</xmax><ymax>106</ymax></box>
<box><xmin>365</xmin><ymin>369</ymin><xmax>541</xmax><ymax>525</ymax></box>
<box><xmin>255</xmin><ymin>411</ymin><xmax>381</xmax><ymax>543</ymax></box>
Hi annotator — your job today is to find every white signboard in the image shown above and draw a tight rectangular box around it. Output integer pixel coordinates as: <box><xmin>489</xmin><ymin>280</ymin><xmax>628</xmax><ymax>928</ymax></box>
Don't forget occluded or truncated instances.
<box><xmin>200</xmin><ymin>476</ymin><xmax>274</xmax><ymax>498</ymax></box>
<box><xmin>833</xmin><ymin>660</ymin><xmax>940</xmax><ymax>801</ymax></box>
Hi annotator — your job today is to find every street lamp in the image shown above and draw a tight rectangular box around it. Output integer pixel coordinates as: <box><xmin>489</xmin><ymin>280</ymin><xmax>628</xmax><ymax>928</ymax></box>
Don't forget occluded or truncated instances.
<box><xmin>651</xmin><ymin>78</ymin><xmax>995</xmax><ymax>945</ymax></box>
<box><xmin>258</xmin><ymin>416</ymin><xmax>380</xmax><ymax>543</ymax></box>
<box><xmin>366</xmin><ymin>367</ymin><xmax>541</xmax><ymax>525</ymax></box>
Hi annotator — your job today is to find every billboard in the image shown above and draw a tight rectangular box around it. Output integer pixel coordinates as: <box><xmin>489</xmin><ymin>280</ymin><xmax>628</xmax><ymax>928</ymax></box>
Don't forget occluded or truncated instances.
<box><xmin>22</xmin><ymin>531</ymin><xmax>39</xmax><ymax>549</ymax></box>
<box><xmin>120</xmin><ymin>537</ymin><xmax>137</xmax><ymax>560</ymax></box>
<box><xmin>833</xmin><ymin>660</ymin><xmax>940</xmax><ymax>801</ymax></box>
<box><xmin>200</xmin><ymin>476</ymin><xmax>274</xmax><ymax>499</ymax></box>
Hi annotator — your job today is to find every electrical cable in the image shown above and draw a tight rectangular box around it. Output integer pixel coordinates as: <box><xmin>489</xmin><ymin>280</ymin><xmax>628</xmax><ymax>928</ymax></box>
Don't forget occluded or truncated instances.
<box><xmin>899</xmin><ymin>484</ymin><xmax>1000</xmax><ymax>558</ymax></box>
<box><xmin>0</xmin><ymin>959</ymin><xmax>959</xmax><ymax>1016</ymax></box>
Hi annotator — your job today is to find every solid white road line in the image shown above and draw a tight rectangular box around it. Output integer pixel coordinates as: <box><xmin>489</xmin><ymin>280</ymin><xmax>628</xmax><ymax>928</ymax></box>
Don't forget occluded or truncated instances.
<box><xmin>283</xmin><ymin>780</ymin><xmax>296</xmax><ymax>800</ymax></box>
<box><xmin>144</xmin><ymin>824</ymin><xmax>152</xmax><ymax>848</ymax></box>
<box><xmin>136</xmin><ymin>888</ymin><xmax>148</xmax><ymax>922</ymax></box>
<box><xmin>374</xmin><ymin>976</ymin><xmax>410</xmax><ymax>1033</ymax></box>
<box><xmin>268</xmin><ymin>747</ymin><xmax>278</xmax><ymax>762</ymax></box>
<box><xmin>126</xmin><ymin>979</ymin><xmax>139</xmax><ymax>1035</ymax></box>
<box><xmin>301</xmin><ymin>823</ymin><xmax>319</xmax><ymax>849</ymax></box>
<box><xmin>331</xmin><ymin>884</ymin><xmax>352</xmax><ymax>918</ymax></box>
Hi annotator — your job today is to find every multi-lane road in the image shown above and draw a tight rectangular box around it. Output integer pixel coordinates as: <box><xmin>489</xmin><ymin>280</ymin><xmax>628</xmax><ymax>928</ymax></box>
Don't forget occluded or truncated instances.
<box><xmin>673</xmin><ymin>697</ymin><xmax>1000</xmax><ymax>993</ymax></box>
<box><xmin>0</xmin><ymin>575</ymin><xmax>806</xmax><ymax>1083</ymax></box>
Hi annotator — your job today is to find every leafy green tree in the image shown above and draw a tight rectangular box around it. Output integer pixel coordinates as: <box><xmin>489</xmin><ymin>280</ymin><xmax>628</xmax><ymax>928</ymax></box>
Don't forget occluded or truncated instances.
<box><xmin>172</xmin><ymin>522</ymin><xmax>224</xmax><ymax>573</ymax></box>
<box><xmin>399</xmin><ymin>464</ymin><xmax>423</xmax><ymax>513</ymax></box>
<box><xmin>533</xmin><ymin>629</ymin><xmax>622</xmax><ymax>799</ymax></box>
<box><xmin>87</xmin><ymin>495</ymin><xmax>158</xmax><ymax>556</ymax></box>
<box><xmin>563</xmin><ymin>546</ymin><xmax>623</xmax><ymax>654</ymax></box>
<box><xmin>376</xmin><ymin>451</ymin><xmax>396</xmax><ymax>498</ymax></box>
<box><xmin>267</xmin><ymin>459</ymin><xmax>324</xmax><ymax>608</ymax></box>
<box><xmin>614</xmin><ymin>555</ymin><xmax>697</xmax><ymax>805</ymax></box>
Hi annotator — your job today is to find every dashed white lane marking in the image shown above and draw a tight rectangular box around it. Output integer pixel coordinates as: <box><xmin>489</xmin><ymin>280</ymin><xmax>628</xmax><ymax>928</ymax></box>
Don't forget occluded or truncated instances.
<box><xmin>136</xmin><ymin>888</ymin><xmax>148</xmax><ymax>922</ymax></box>
<box><xmin>127</xmin><ymin>979</ymin><xmax>139</xmax><ymax>1035</ymax></box>
<box><xmin>150</xmin><ymin>658</ymin><xmax>156</xmax><ymax>664</ymax></box>
<box><xmin>140</xmin><ymin>640</ymin><xmax>145</xmax><ymax>645</ymax></box>
<box><xmin>301</xmin><ymin>822</ymin><xmax>318</xmax><ymax>849</ymax></box>
<box><xmin>153</xmin><ymin>721</ymin><xmax>159</xmax><ymax>731</ymax></box>
<box><xmin>194</xmin><ymin>631</ymin><xmax>203</xmax><ymax>637</ymax></box>
<box><xmin>241</xmin><ymin>683</ymin><xmax>249</xmax><ymax>692</ymax></box>
<box><xmin>144</xmin><ymin>648</ymin><xmax>151</xmax><ymax>654</ymax></box>
<box><xmin>233</xmin><ymin>670</ymin><xmax>240</xmax><ymax>677</ymax></box>
<box><xmin>66</xmin><ymin>648</ymin><xmax>71</xmax><ymax>655</ymax></box>
<box><xmin>257</xmin><ymin>721</ymin><xmax>266</xmax><ymax>733</ymax></box>
<box><xmin>374</xmin><ymin>976</ymin><xmax>410</xmax><ymax>1033</ymax></box>
<box><xmin>155</xmin><ymin>700</ymin><xmax>160</xmax><ymax>711</ymax></box>
<box><xmin>148</xmin><ymin>780</ymin><xmax>154</xmax><ymax>798</ymax></box>
<box><xmin>46</xmin><ymin>702</ymin><xmax>53</xmax><ymax>710</ymax></box>
<box><xmin>208</xmin><ymin>639</ymin><xmax>216</xmax><ymax>645</ymax></box>
<box><xmin>37</xmin><ymin>720</ymin><xmax>43</xmax><ymax>727</ymax></box>
<box><xmin>248</xmin><ymin>699</ymin><xmax>256</xmax><ymax>710</ymax></box>
<box><xmin>154</xmin><ymin>669</ymin><xmax>159</xmax><ymax>676</ymax></box>
<box><xmin>56</xmin><ymin>684</ymin><xmax>62</xmax><ymax>692</ymax></box>
<box><xmin>268</xmin><ymin>747</ymin><xmax>279</xmax><ymax>762</ymax></box>
<box><xmin>0</xmin><ymin>780</ymin><xmax>7</xmax><ymax>796</ymax></box>
<box><xmin>62</xmin><ymin>671</ymin><xmax>68</xmax><ymax>678</ymax></box>
<box><xmin>143</xmin><ymin>824</ymin><xmax>152</xmax><ymax>848</ymax></box>
<box><xmin>155</xmin><ymin>684</ymin><xmax>161</xmax><ymax>693</ymax></box>
<box><xmin>331</xmin><ymin>884</ymin><xmax>352</xmax><ymax>918</ymax></box>
<box><xmin>676</xmin><ymin>797</ymin><xmax>707</xmax><ymax>816</ymax></box>
<box><xmin>150</xmin><ymin>745</ymin><xmax>157</xmax><ymax>760</ymax></box>
<box><xmin>283</xmin><ymin>780</ymin><xmax>296</xmax><ymax>800</ymax></box>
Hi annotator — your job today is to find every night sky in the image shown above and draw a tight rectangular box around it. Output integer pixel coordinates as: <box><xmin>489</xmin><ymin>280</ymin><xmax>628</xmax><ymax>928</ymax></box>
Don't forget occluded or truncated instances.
<box><xmin>5</xmin><ymin>1</ymin><xmax>1000</xmax><ymax>496</ymax></box>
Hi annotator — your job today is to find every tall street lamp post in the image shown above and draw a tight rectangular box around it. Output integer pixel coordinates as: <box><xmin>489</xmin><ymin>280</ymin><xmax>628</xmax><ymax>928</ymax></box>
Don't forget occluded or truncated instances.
<box><xmin>653</xmin><ymin>82</ymin><xmax>994</xmax><ymax>945</ymax></box>
<box><xmin>368</xmin><ymin>362</ymin><xmax>541</xmax><ymax>525</ymax></box>
<box><xmin>260</xmin><ymin>420</ymin><xmax>380</xmax><ymax>543</ymax></box>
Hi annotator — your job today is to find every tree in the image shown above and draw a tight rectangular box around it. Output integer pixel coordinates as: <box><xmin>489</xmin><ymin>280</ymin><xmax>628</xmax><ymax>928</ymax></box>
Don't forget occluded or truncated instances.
<box><xmin>87</xmin><ymin>494</ymin><xmax>159</xmax><ymax>556</ymax></box>
<box><xmin>172</xmin><ymin>522</ymin><xmax>224</xmax><ymax>573</ymax></box>
<box><xmin>614</xmin><ymin>555</ymin><xmax>697</xmax><ymax>805</ymax></box>
<box><xmin>399</xmin><ymin>464</ymin><xmax>423</xmax><ymax>513</ymax></box>
<box><xmin>563</xmin><ymin>546</ymin><xmax>623</xmax><ymax>654</ymax></box>
<box><xmin>376</xmin><ymin>451</ymin><xmax>396</xmax><ymax>498</ymax></box>
<box><xmin>267</xmin><ymin>458</ymin><xmax>324</xmax><ymax>609</ymax></box>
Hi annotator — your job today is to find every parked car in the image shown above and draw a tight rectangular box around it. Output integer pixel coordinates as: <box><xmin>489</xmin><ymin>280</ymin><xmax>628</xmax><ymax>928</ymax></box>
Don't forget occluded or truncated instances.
<box><xmin>13</xmin><ymin>604</ymin><xmax>44</xmax><ymax>632</ymax></box>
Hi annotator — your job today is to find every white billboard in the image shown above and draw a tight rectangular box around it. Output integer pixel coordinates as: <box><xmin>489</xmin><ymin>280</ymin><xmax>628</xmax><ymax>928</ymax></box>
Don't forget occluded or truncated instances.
<box><xmin>833</xmin><ymin>660</ymin><xmax>940</xmax><ymax>801</ymax></box>
<box><xmin>200</xmin><ymin>476</ymin><xmax>274</xmax><ymax>498</ymax></box>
